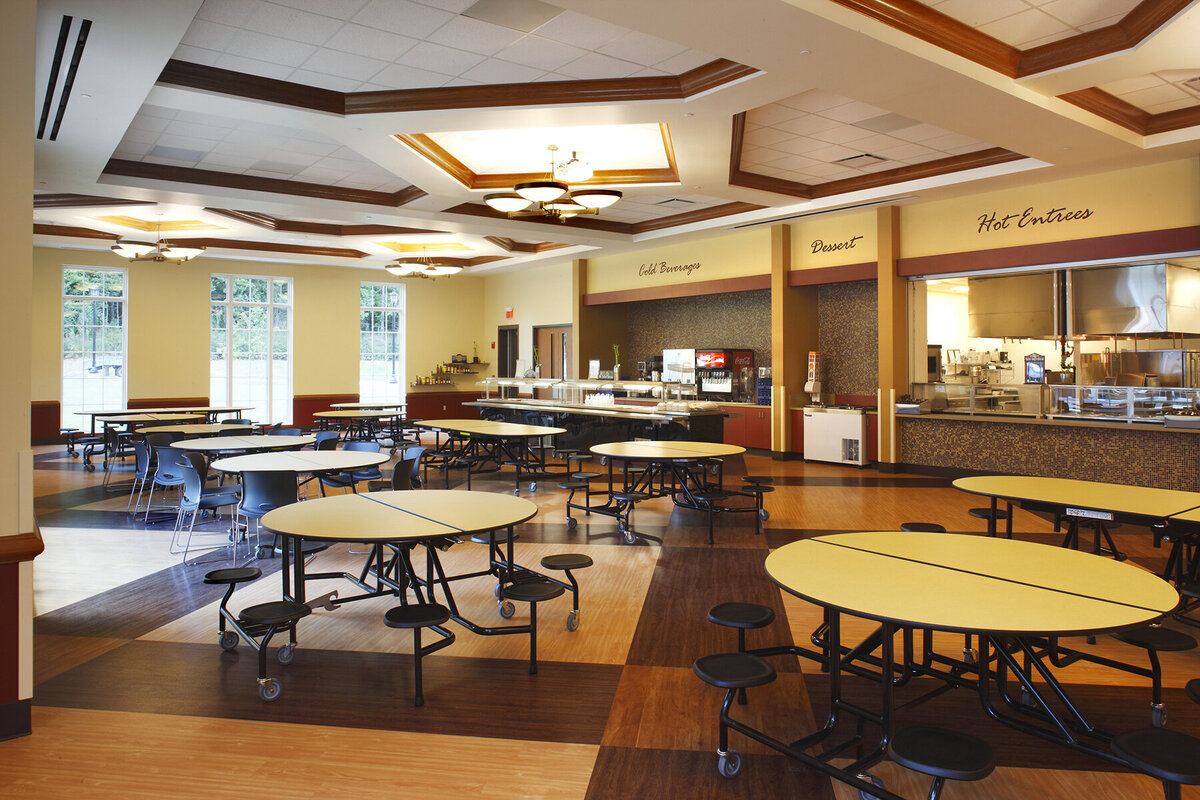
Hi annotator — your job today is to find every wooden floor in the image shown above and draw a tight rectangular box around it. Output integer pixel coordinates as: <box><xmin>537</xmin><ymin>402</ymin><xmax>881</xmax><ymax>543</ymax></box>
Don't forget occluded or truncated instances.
<box><xmin>6</xmin><ymin>441</ymin><xmax>1200</xmax><ymax>798</ymax></box>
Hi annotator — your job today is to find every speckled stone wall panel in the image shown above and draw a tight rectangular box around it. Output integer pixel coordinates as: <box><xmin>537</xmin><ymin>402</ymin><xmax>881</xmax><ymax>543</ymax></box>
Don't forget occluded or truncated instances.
<box><xmin>899</xmin><ymin>416</ymin><xmax>1200</xmax><ymax>491</ymax></box>
<box><xmin>818</xmin><ymin>280</ymin><xmax>878</xmax><ymax>396</ymax></box>
<box><xmin>626</xmin><ymin>289</ymin><xmax>771</xmax><ymax>367</ymax></box>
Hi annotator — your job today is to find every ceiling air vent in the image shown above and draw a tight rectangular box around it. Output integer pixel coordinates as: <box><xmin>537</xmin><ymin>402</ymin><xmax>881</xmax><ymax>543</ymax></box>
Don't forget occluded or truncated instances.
<box><xmin>37</xmin><ymin>15</ymin><xmax>92</xmax><ymax>141</ymax></box>
<box><xmin>857</xmin><ymin>113</ymin><xmax>918</xmax><ymax>133</ymax></box>
<box><xmin>834</xmin><ymin>153</ymin><xmax>888</xmax><ymax>169</ymax></box>
<box><xmin>462</xmin><ymin>0</ymin><xmax>562</xmax><ymax>32</ymax></box>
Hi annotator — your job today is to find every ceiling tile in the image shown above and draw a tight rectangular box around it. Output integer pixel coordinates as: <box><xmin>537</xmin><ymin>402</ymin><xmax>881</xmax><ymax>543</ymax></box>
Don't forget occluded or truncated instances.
<box><xmin>804</xmin><ymin>143</ymin><xmax>862</xmax><ymax>162</ymax></box>
<box><xmin>180</xmin><ymin>19</ymin><xmax>240</xmax><ymax>51</ymax></box>
<box><xmin>777</xmin><ymin>90</ymin><xmax>850</xmax><ymax>114</ymax></box>
<box><xmin>198</xmin><ymin>153</ymin><xmax>259</xmax><ymax>170</ymax></box>
<box><xmin>324</xmin><ymin>23</ymin><xmax>419</xmax><ymax>60</ymax></box>
<box><xmin>300</xmin><ymin>47</ymin><xmax>389</xmax><ymax>80</ymax></box>
<box><xmin>371</xmin><ymin>62</ymin><xmax>453</xmax><ymax>89</ymax></box>
<box><xmin>1040</xmin><ymin>0</ymin><xmax>1139</xmax><ymax>28</ymax></box>
<box><xmin>287</xmin><ymin>70</ymin><xmax>364</xmax><ymax>92</ymax></box>
<box><xmin>556</xmin><ymin>51</ymin><xmax>640</xmax><ymax>79</ymax></box>
<box><xmin>932</xmin><ymin>0</ymin><xmax>1029</xmax><ymax>27</ymax></box>
<box><xmin>242</xmin><ymin>3</ymin><xmax>344</xmax><ymax>45</ymax></box>
<box><xmin>397</xmin><ymin>41</ymin><xmax>487</xmax><ymax>75</ymax></box>
<box><xmin>745</xmin><ymin>104</ymin><xmax>803</xmax><ymax>126</ymax></box>
<box><xmin>225</xmin><ymin>30</ymin><xmax>319</xmax><ymax>67</ymax></box>
<box><xmin>351</xmin><ymin>0</ymin><xmax>456</xmax><ymax>39</ymax></box>
<box><xmin>651</xmin><ymin>49</ymin><xmax>714</xmax><ymax>74</ymax></box>
<box><xmin>629</xmin><ymin>66</ymin><xmax>669</xmax><ymax>78</ymax></box>
<box><xmin>532</xmin><ymin>9</ymin><xmax>628</xmax><ymax>50</ymax></box>
<box><xmin>1146</xmin><ymin>96</ymin><xmax>1200</xmax><ymax>113</ymax></box>
<box><xmin>743</xmin><ymin>127</ymin><xmax>797</xmax><ymax>147</ymax></box>
<box><xmin>163</xmin><ymin>120</ymin><xmax>233</xmax><ymax>141</ymax></box>
<box><xmin>172</xmin><ymin>45</ymin><xmax>221</xmax><ymax>66</ymax></box>
<box><xmin>268</xmin><ymin>0</ymin><xmax>371</xmax><ymax>20</ymax></box>
<box><xmin>821</xmin><ymin>100</ymin><xmax>888</xmax><ymax>124</ymax></box>
<box><xmin>414</xmin><ymin>0</ymin><xmax>476</xmax><ymax>11</ymax></box>
<box><xmin>459</xmin><ymin>57</ymin><xmax>545</xmax><ymax>83</ymax></box>
<box><xmin>493</xmin><ymin>35</ymin><xmax>587</xmax><ymax>70</ymax></box>
<box><xmin>772</xmin><ymin>115</ymin><xmax>843</xmax><ymax>137</ymax></box>
<box><xmin>806</xmin><ymin>123</ymin><xmax>877</xmax><ymax>144</ymax></box>
<box><xmin>1122</xmin><ymin>84</ymin><xmax>1192</xmax><ymax>108</ymax></box>
<box><xmin>597</xmin><ymin>31</ymin><xmax>687</xmax><ymax>67</ymax></box>
<box><xmin>979</xmin><ymin>9</ymin><xmax>1071</xmax><ymax>47</ymax></box>
<box><xmin>195</xmin><ymin>0</ymin><xmax>259</xmax><ymax>28</ymax></box>
<box><xmin>426</xmin><ymin>15</ymin><xmax>524</xmax><ymax>55</ymax></box>
<box><xmin>213</xmin><ymin>53</ymin><xmax>296</xmax><ymax>80</ymax></box>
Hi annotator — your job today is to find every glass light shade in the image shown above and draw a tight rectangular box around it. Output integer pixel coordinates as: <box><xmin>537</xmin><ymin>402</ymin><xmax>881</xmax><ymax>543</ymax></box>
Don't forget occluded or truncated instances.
<box><xmin>159</xmin><ymin>243</ymin><xmax>205</xmax><ymax>261</ymax></box>
<box><xmin>424</xmin><ymin>264</ymin><xmax>463</xmax><ymax>276</ymax></box>
<box><xmin>387</xmin><ymin>260</ymin><xmax>426</xmax><ymax>276</ymax></box>
<box><xmin>111</xmin><ymin>240</ymin><xmax>155</xmax><ymax>258</ymax></box>
<box><xmin>483</xmin><ymin>192</ymin><xmax>533</xmax><ymax>213</ymax></box>
<box><xmin>514</xmin><ymin>180</ymin><xmax>568</xmax><ymax>203</ymax></box>
<box><xmin>570</xmin><ymin>189</ymin><xmax>622</xmax><ymax>209</ymax></box>
<box><xmin>545</xmin><ymin>197</ymin><xmax>586</xmax><ymax>213</ymax></box>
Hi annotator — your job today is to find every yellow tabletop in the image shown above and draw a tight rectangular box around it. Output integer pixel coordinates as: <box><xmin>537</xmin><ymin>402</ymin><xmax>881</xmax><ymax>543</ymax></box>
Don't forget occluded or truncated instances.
<box><xmin>95</xmin><ymin>412</ymin><xmax>204</xmax><ymax>424</ymax></box>
<box><xmin>330</xmin><ymin>402</ymin><xmax>406</xmax><ymax>410</ymax></box>
<box><xmin>261</xmin><ymin>490</ymin><xmax>538</xmax><ymax>542</ymax></box>
<box><xmin>174</xmin><ymin>434</ymin><xmax>315</xmax><ymax>452</ymax></box>
<box><xmin>953</xmin><ymin>475</ymin><xmax>1200</xmax><ymax>519</ymax></box>
<box><xmin>138</xmin><ymin>423</ymin><xmax>253</xmax><ymax>436</ymax></box>
<box><xmin>313</xmin><ymin>410</ymin><xmax>400</xmax><ymax>419</ymax></box>
<box><xmin>211</xmin><ymin>451</ymin><xmax>389</xmax><ymax>473</ymax></box>
<box><xmin>765</xmin><ymin>531</ymin><xmax>1179</xmax><ymax>636</ymax></box>
<box><xmin>416</xmin><ymin>419</ymin><xmax>566</xmax><ymax>437</ymax></box>
<box><xmin>77</xmin><ymin>406</ymin><xmax>249</xmax><ymax>417</ymax></box>
<box><xmin>590</xmin><ymin>440</ymin><xmax>746</xmax><ymax>460</ymax></box>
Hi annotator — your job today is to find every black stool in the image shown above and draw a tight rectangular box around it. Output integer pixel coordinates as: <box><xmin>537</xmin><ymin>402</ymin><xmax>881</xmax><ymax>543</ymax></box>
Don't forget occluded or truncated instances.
<box><xmin>887</xmin><ymin>726</ymin><xmax>995</xmax><ymax>799</ymax></box>
<box><xmin>695</xmin><ymin>489</ymin><xmax>729</xmax><ymax>545</ymax></box>
<box><xmin>558</xmin><ymin>478</ymin><xmax>591</xmax><ymax>529</ymax></box>
<box><xmin>500</xmin><ymin>580</ymin><xmax>565</xmax><ymax>674</ymax></box>
<box><xmin>610</xmin><ymin>489</ymin><xmax>650</xmax><ymax>545</ymax></box>
<box><xmin>1112</xmin><ymin>625</ymin><xmax>1198</xmax><ymax>726</ymax></box>
<box><xmin>1111</xmin><ymin>727</ymin><xmax>1200</xmax><ymax>800</ymax></box>
<box><xmin>1187</xmin><ymin>678</ymin><xmax>1200</xmax><ymax>704</ymax></box>
<box><xmin>708</xmin><ymin>602</ymin><xmax>776</xmax><ymax>704</ymax></box>
<box><xmin>739</xmin><ymin>484</ymin><xmax>773</xmax><ymax>534</ymax></box>
<box><xmin>383</xmin><ymin>602</ymin><xmax>454</xmax><ymax>707</ymax></box>
<box><xmin>969</xmin><ymin>505</ymin><xmax>1012</xmax><ymax>538</ymax></box>
<box><xmin>901</xmin><ymin>522</ymin><xmax>946</xmax><ymax>533</ymax></box>
<box><xmin>693</xmin><ymin>652</ymin><xmax>777</xmax><ymax>778</ymax></box>
<box><xmin>540</xmin><ymin>553</ymin><xmax>593</xmax><ymax>631</ymax></box>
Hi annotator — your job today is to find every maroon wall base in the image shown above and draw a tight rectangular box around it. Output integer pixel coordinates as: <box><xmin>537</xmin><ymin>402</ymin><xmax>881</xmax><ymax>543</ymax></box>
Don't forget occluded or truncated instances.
<box><xmin>0</xmin><ymin>699</ymin><xmax>31</xmax><ymax>741</ymax></box>
<box><xmin>407</xmin><ymin>392</ymin><xmax>481</xmax><ymax>421</ymax></box>
<box><xmin>293</xmin><ymin>393</ymin><xmax>359</xmax><ymax>428</ymax></box>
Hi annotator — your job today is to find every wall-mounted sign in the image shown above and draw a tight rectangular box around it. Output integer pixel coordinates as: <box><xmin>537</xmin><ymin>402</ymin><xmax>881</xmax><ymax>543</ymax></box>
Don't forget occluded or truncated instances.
<box><xmin>638</xmin><ymin>259</ymin><xmax>702</xmax><ymax>279</ymax></box>
<box><xmin>977</xmin><ymin>205</ymin><xmax>1093</xmax><ymax>234</ymax></box>
<box><xmin>809</xmin><ymin>235</ymin><xmax>863</xmax><ymax>254</ymax></box>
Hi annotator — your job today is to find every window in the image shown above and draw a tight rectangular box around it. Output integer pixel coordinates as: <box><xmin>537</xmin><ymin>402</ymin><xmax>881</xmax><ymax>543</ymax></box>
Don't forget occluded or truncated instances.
<box><xmin>62</xmin><ymin>268</ymin><xmax>127</xmax><ymax>422</ymax></box>
<box><xmin>210</xmin><ymin>275</ymin><xmax>292</xmax><ymax>424</ymax></box>
<box><xmin>359</xmin><ymin>282</ymin><xmax>405</xmax><ymax>403</ymax></box>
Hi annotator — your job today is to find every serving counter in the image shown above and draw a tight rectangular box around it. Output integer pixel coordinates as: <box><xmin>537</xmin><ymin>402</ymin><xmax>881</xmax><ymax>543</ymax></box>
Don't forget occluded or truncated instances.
<box><xmin>465</xmin><ymin>397</ymin><xmax>727</xmax><ymax>444</ymax></box>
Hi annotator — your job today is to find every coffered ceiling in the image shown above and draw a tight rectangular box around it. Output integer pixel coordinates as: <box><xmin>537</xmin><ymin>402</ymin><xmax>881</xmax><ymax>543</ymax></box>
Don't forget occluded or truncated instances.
<box><xmin>32</xmin><ymin>0</ymin><xmax>1200</xmax><ymax>275</ymax></box>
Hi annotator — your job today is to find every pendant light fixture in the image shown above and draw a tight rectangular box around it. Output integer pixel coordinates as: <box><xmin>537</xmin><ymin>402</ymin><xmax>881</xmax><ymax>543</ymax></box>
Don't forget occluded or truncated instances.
<box><xmin>385</xmin><ymin>246</ymin><xmax>463</xmax><ymax>279</ymax></box>
<box><xmin>111</xmin><ymin>215</ymin><xmax>205</xmax><ymax>264</ymax></box>
<box><xmin>484</xmin><ymin>145</ymin><xmax>621</xmax><ymax>222</ymax></box>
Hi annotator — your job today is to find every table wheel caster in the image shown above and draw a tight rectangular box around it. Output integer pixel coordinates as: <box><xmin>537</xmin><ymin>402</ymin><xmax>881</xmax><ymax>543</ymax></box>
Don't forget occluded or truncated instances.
<box><xmin>1021</xmin><ymin>687</ymin><xmax>1035</xmax><ymax>707</ymax></box>
<box><xmin>855</xmin><ymin>773</ymin><xmax>884</xmax><ymax>800</ymax></box>
<box><xmin>512</xmin><ymin>488</ymin><xmax>520</xmax><ymax>496</ymax></box>
<box><xmin>962</xmin><ymin>647</ymin><xmax>977</xmax><ymax>664</ymax></box>
<box><xmin>529</xmin><ymin>482</ymin><xmax>537</xmax><ymax>493</ymax></box>
<box><xmin>276</xmin><ymin>643</ymin><xmax>295</xmax><ymax>665</ymax></box>
<box><xmin>717</xmin><ymin>750</ymin><xmax>742</xmax><ymax>778</ymax></box>
<box><xmin>258</xmin><ymin>678</ymin><xmax>282</xmax><ymax>702</ymax></box>
<box><xmin>499</xmin><ymin>600</ymin><xmax>515</xmax><ymax>619</ymax></box>
<box><xmin>1152</xmin><ymin>703</ymin><xmax>1167</xmax><ymax>727</ymax></box>
<box><xmin>566</xmin><ymin>610</ymin><xmax>580</xmax><ymax>632</ymax></box>
<box><xmin>494</xmin><ymin>583</ymin><xmax>503</xmax><ymax>598</ymax></box>
<box><xmin>219</xmin><ymin>631</ymin><xmax>239</xmax><ymax>651</ymax></box>
<box><xmin>567</xmin><ymin>517</ymin><xmax>578</xmax><ymax>530</ymax></box>
<box><xmin>85</xmin><ymin>464</ymin><xmax>95</xmax><ymax>473</ymax></box>
<box><xmin>759</xmin><ymin>508</ymin><xmax>769</xmax><ymax>521</ymax></box>
<box><xmin>621</xmin><ymin>527</ymin><xmax>636</xmax><ymax>545</ymax></box>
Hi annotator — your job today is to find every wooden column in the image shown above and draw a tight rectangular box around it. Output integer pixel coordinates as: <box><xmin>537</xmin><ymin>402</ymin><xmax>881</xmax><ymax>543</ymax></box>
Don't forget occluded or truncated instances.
<box><xmin>572</xmin><ymin>259</ymin><xmax>628</xmax><ymax>378</ymax></box>
<box><xmin>770</xmin><ymin>225</ymin><xmax>816</xmax><ymax>453</ymax></box>
<box><xmin>0</xmin><ymin>0</ymin><xmax>38</xmax><ymax>741</ymax></box>
<box><xmin>876</xmin><ymin>206</ymin><xmax>906</xmax><ymax>468</ymax></box>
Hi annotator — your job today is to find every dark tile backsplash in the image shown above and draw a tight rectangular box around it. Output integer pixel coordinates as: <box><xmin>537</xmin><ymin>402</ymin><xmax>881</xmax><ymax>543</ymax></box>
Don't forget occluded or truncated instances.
<box><xmin>818</xmin><ymin>279</ymin><xmax>878</xmax><ymax>395</ymax></box>
<box><xmin>626</xmin><ymin>289</ymin><xmax>771</xmax><ymax>368</ymax></box>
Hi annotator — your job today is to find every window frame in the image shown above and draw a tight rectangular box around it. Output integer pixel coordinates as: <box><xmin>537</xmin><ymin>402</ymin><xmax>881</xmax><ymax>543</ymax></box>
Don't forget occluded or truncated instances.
<box><xmin>358</xmin><ymin>281</ymin><xmax>406</xmax><ymax>406</ymax></box>
<box><xmin>209</xmin><ymin>273</ymin><xmax>294</xmax><ymax>424</ymax></box>
<box><xmin>61</xmin><ymin>266</ymin><xmax>129</xmax><ymax>421</ymax></box>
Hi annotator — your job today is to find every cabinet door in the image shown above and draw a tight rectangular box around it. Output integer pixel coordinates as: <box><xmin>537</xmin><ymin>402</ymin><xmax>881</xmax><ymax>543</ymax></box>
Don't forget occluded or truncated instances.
<box><xmin>745</xmin><ymin>407</ymin><xmax>771</xmax><ymax>449</ymax></box>
<box><xmin>722</xmin><ymin>406</ymin><xmax>746</xmax><ymax>446</ymax></box>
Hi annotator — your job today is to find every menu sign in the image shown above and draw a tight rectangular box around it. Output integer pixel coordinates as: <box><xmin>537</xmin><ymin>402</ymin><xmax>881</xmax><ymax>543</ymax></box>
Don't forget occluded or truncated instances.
<box><xmin>977</xmin><ymin>205</ymin><xmax>1093</xmax><ymax>234</ymax></box>
<box><xmin>638</xmin><ymin>259</ymin><xmax>702</xmax><ymax>279</ymax></box>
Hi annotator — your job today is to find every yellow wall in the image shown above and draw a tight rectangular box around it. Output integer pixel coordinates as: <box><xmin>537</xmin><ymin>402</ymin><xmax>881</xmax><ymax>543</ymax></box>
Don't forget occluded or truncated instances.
<box><xmin>481</xmin><ymin>261</ymin><xmax>573</xmax><ymax>373</ymax></box>
<box><xmin>901</xmin><ymin>158</ymin><xmax>1200</xmax><ymax>259</ymax></box>
<box><xmin>585</xmin><ymin>229</ymin><xmax>771</xmax><ymax>294</ymax></box>
<box><xmin>32</xmin><ymin>246</ymin><xmax>486</xmax><ymax>408</ymax></box>
<box><xmin>790</xmin><ymin>210</ymin><xmax>877</xmax><ymax>269</ymax></box>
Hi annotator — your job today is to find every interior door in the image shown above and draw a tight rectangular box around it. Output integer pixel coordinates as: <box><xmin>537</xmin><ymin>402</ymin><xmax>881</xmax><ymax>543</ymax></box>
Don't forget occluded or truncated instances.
<box><xmin>497</xmin><ymin>326</ymin><xmax>518</xmax><ymax>379</ymax></box>
<box><xmin>534</xmin><ymin>325</ymin><xmax>572</xmax><ymax>398</ymax></box>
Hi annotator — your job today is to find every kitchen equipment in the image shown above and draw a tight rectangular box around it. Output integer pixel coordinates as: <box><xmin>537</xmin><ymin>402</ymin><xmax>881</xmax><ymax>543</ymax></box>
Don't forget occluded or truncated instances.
<box><xmin>927</xmin><ymin>344</ymin><xmax>942</xmax><ymax>382</ymax></box>
<box><xmin>803</xmin><ymin>405</ymin><xmax>867</xmax><ymax>466</ymax></box>
<box><xmin>662</xmin><ymin>348</ymin><xmax>696</xmax><ymax>385</ymax></box>
<box><xmin>695</xmin><ymin>349</ymin><xmax>755</xmax><ymax>399</ymax></box>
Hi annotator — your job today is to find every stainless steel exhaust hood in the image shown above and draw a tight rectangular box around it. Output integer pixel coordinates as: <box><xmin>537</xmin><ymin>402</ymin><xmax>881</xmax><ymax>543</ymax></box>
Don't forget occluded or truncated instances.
<box><xmin>968</xmin><ymin>271</ymin><xmax>1061</xmax><ymax>339</ymax></box>
<box><xmin>1070</xmin><ymin>263</ymin><xmax>1200</xmax><ymax>337</ymax></box>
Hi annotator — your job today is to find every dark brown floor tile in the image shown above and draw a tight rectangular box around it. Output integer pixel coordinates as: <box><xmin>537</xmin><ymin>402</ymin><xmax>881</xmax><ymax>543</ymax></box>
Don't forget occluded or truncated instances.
<box><xmin>584</xmin><ymin>745</ymin><xmax>836</xmax><ymax>800</ymax></box>
<box><xmin>626</xmin><ymin>546</ymin><xmax>801</xmax><ymax>670</ymax></box>
<box><xmin>602</xmin><ymin>665</ymin><xmax>817</xmax><ymax>755</ymax></box>
<box><xmin>35</xmin><ymin>640</ymin><xmax>622</xmax><ymax>744</ymax></box>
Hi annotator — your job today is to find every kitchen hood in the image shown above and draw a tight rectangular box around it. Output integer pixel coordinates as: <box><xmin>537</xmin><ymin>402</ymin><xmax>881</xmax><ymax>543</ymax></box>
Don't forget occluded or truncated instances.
<box><xmin>1070</xmin><ymin>263</ymin><xmax>1200</xmax><ymax>337</ymax></box>
<box><xmin>967</xmin><ymin>271</ymin><xmax>1062</xmax><ymax>339</ymax></box>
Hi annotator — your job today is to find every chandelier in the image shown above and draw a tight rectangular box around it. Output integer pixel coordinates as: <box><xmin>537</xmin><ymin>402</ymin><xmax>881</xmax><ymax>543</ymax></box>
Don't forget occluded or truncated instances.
<box><xmin>385</xmin><ymin>247</ymin><xmax>462</xmax><ymax>279</ymax></box>
<box><xmin>110</xmin><ymin>217</ymin><xmax>205</xmax><ymax>264</ymax></box>
<box><xmin>483</xmin><ymin>145</ymin><xmax>621</xmax><ymax>222</ymax></box>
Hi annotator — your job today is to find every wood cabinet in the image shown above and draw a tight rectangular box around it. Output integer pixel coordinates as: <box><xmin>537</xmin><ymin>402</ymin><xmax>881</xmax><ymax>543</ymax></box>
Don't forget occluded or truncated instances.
<box><xmin>720</xmin><ymin>404</ymin><xmax>771</xmax><ymax>449</ymax></box>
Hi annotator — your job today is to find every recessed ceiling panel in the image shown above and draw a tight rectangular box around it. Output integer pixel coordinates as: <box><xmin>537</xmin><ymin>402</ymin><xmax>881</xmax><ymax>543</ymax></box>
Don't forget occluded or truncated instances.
<box><xmin>1098</xmin><ymin>70</ymin><xmax>1200</xmax><ymax>114</ymax></box>
<box><xmin>428</xmin><ymin>123</ymin><xmax>670</xmax><ymax>174</ymax></box>
<box><xmin>913</xmin><ymin>0</ymin><xmax>1141</xmax><ymax>49</ymax></box>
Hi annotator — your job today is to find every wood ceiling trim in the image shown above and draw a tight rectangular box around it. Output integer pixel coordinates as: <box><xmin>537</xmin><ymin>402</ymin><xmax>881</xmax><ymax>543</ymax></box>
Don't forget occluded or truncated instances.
<box><xmin>810</xmin><ymin>148</ymin><xmax>1025</xmax><ymax>198</ymax></box>
<box><xmin>158</xmin><ymin>59</ymin><xmax>344</xmax><ymax>113</ymax></box>
<box><xmin>396</xmin><ymin>124</ymin><xmax>680</xmax><ymax>189</ymax></box>
<box><xmin>444</xmin><ymin>202</ymin><xmax>634</xmax><ymax>234</ymax></box>
<box><xmin>159</xmin><ymin>58</ymin><xmax>756</xmax><ymax>116</ymax></box>
<box><xmin>178</xmin><ymin>238</ymin><xmax>369</xmax><ymax>259</ymax></box>
<box><xmin>484</xmin><ymin>237</ymin><xmax>573</xmax><ymax>253</ymax></box>
<box><xmin>728</xmin><ymin>112</ymin><xmax>812</xmax><ymax>199</ymax></box>
<box><xmin>34</xmin><ymin>193</ymin><xmax>154</xmax><ymax>209</ymax></box>
<box><xmin>630</xmin><ymin>202</ymin><xmax>765</xmax><ymax>234</ymax></box>
<box><xmin>1059</xmin><ymin>87</ymin><xmax>1200</xmax><ymax>135</ymax></box>
<box><xmin>830</xmin><ymin>0</ymin><xmax>1186</xmax><ymax>79</ymax></box>
<box><xmin>103</xmin><ymin>159</ymin><xmax>426</xmax><ymax>208</ymax></box>
<box><xmin>34</xmin><ymin>223</ymin><xmax>117</xmax><ymax>240</ymax></box>
<box><xmin>205</xmin><ymin>208</ymin><xmax>446</xmax><ymax>237</ymax></box>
